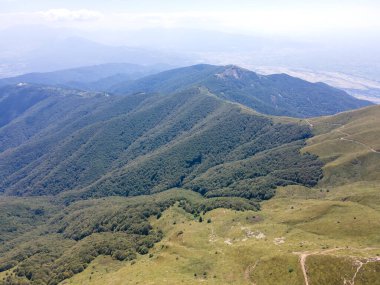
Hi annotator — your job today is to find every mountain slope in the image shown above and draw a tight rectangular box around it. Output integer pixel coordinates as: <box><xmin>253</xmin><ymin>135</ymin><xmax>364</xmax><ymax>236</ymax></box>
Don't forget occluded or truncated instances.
<box><xmin>63</xmin><ymin>186</ymin><xmax>380</xmax><ymax>285</ymax></box>
<box><xmin>59</xmin><ymin>106</ymin><xmax>380</xmax><ymax>285</ymax></box>
<box><xmin>0</xmin><ymin>84</ymin><xmax>108</xmax><ymax>130</ymax></box>
<box><xmin>0</xmin><ymin>85</ymin><xmax>322</xmax><ymax>200</ymax></box>
<box><xmin>0</xmin><ymin>84</ymin><xmax>114</xmax><ymax>152</ymax></box>
<box><xmin>0</xmin><ymin>81</ymin><xmax>324</xmax><ymax>285</ymax></box>
<box><xmin>0</xmin><ymin>78</ymin><xmax>379</xmax><ymax>285</ymax></box>
<box><xmin>111</xmin><ymin>64</ymin><xmax>372</xmax><ymax>118</ymax></box>
<box><xmin>303</xmin><ymin>105</ymin><xmax>380</xmax><ymax>186</ymax></box>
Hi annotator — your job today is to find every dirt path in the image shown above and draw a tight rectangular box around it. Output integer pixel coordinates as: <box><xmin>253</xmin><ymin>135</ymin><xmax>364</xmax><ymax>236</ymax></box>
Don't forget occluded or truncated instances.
<box><xmin>295</xmin><ymin>248</ymin><xmax>380</xmax><ymax>285</ymax></box>
<box><xmin>343</xmin><ymin>257</ymin><xmax>380</xmax><ymax>285</ymax></box>
<box><xmin>208</xmin><ymin>227</ymin><xmax>217</xmax><ymax>242</ymax></box>
<box><xmin>244</xmin><ymin>261</ymin><xmax>258</xmax><ymax>285</ymax></box>
<box><xmin>299</xmin><ymin>253</ymin><xmax>310</xmax><ymax>285</ymax></box>
<box><xmin>337</xmin><ymin>127</ymin><xmax>379</xmax><ymax>154</ymax></box>
<box><xmin>307</xmin><ymin>120</ymin><xmax>379</xmax><ymax>154</ymax></box>
<box><xmin>305</xmin><ymin>119</ymin><xmax>314</xmax><ymax>128</ymax></box>
<box><xmin>295</xmin><ymin>248</ymin><xmax>344</xmax><ymax>285</ymax></box>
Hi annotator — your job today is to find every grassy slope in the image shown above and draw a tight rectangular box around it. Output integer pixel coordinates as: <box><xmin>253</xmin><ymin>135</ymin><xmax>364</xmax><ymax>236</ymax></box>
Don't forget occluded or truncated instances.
<box><xmin>303</xmin><ymin>105</ymin><xmax>380</xmax><ymax>186</ymax></box>
<box><xmin>0</xmin><ymin>190</ymin><xmax>262</xmax><ymax>285</ymax></box>
<box><xmin>62</xmin><ymin>106</ymin><xmax>380</xmax><ymax>285</ymax></box>
<box><xmin>1</xmin><ymin>93</ymin><xmax>378</xmax><ymax>284</ymax></box>
<box><xmin>63</xmin><ymin>183</ymin><xmax>380</xmax><ymax>285</ymax></box>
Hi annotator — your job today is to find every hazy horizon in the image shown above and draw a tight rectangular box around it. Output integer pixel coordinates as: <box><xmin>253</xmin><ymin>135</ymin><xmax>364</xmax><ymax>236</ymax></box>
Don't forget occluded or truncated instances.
<box><xmin>1</xmin><ymin>0</ymin><xmax>380</xmax><ymax>36</ymax></box>
<box><xmin>1</xmin><ymin>0</ymin><xmax>380</xmax><ymax>89</ymax></box>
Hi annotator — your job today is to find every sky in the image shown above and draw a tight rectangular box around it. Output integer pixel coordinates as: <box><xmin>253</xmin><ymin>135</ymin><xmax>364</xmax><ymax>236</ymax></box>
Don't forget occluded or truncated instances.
<box><xmin>1</xmin><ymin>0</ymin><xmax>380</xmax><ymax>80</ymax></box>
<box><xmin>1</xmin><ymin>0</ymin><xmax>380</xmax><ymax>37</ymax></box>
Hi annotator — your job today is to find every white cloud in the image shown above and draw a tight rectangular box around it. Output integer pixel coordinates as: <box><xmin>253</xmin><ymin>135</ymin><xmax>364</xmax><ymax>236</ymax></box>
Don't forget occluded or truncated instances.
<box><xmin>38</xmin><ymin>9</ymin><xmax>103</xmax><ymax>22</ymax></box>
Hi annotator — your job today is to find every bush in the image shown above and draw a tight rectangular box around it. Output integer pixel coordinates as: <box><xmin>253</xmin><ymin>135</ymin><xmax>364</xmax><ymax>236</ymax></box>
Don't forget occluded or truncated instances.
<box><xmin>137</xmin><ymin>246</ymin><xmax>149</xmax><ymax>255</ymax></box>
<box><xmin>113</xmin><ymin>250</ymin><xmax>127</xmax><ymax>261</ymax></box>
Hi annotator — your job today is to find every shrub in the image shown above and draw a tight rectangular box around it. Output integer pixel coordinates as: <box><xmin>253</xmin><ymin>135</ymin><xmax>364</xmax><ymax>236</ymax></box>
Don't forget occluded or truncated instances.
<box><xmin>137</xmin><ymin>246</ymin><xmax>149</xmax><ymax>255</ymax></box>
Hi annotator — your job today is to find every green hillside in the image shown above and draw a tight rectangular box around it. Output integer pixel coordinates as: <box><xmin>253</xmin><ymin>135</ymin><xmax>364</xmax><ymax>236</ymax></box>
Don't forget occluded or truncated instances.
<box><xmin>63</xmin><ymin>105</ymin><xmax>380</xmax><ymax>285</ymax></box>
<box><xmin>57</xmin><ymin>182</ymin><xmax>380</xmax><ymax>285</ymax></box>
<box><xmin>58</xmin><ymin>106</ymin><xmax>380</xmax><ymax>285</ymax></box>
<box><xmin>304</xmin><ymin>105</ymin><xmax>380</xmax><ymax>186</ymax></box>
<box><xmin>3</xmin><ymin>183</ymin><xmax>379</xmax><ymax>285</ymax></box>
<box><xmin>0</xmin><ymin>86</ymin><xmax>321</xmax><ymax>200</ymax></box>
<box><xmin>0</xmin><ymin>68</ymin><xmax>379</xmax><ymax>285</ymax></box>
<box><xmin>111</xmin><ymin>64</ymin><xmax>372</xmax><ymax>118</ymax></box>
<box><xmin>0</xmin><ymin>190</ymin><xmax>260</xmax><ymax>285</ymax></box>
<box><xmin>0</xmin><ymin>85</ymin><xmax>103</xmax><ymax>129</ymax></box>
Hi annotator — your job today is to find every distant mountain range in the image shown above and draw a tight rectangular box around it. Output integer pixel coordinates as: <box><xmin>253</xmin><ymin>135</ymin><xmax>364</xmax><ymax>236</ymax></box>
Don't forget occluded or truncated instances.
<box><xmin>0</xmin><ymin>63</ymin><xmax>171</xmax><ymax>91</ymax></box>
<box><xmin>0</xmin><ymin>63</ymin><xmax>372</xmax><ymax>118</ymax></box>
<box><xmin>111</xmin><ymin>64</ymin><xmax>372</xmax><ymax>118</ymax></box>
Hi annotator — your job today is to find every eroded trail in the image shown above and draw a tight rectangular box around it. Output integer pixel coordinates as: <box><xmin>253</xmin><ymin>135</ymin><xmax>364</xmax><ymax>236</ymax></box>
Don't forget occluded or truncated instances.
<box><xmin>305</xmin><ymin>119</ymin><xmax>314</xmax><ymax>128</ymax></box>
<box><xmin>306</xmin><ymin>120</ymin><xmax>379</xmax><ymax>154</ymax></box>
<box><xmin>299</xmin><ymin>253</ymin><xmax>310</xmax><ymax>285</ymax></box>
<box><xmin>337</xmin><ymin>128</ymin><xmax>379</xmax><ymax>154</ymax></box>
<box><xmin>295</xmin><ymin>248</ymin><xmax>343</xmax><ymax>285</ymax></box>
<box><xmin>295</xmin><ymin>248</ymin><xmax>380</xmax><ymax>285</ymax></box>
<box><xmin>244</xmin><ymin>261</ymin><xmax>259</xmax><ymax>285</ymax></box>
<box><xmin>344</xmin><ymin>257</ymin><xmax>380</xmax><ymax>285</ymax></box>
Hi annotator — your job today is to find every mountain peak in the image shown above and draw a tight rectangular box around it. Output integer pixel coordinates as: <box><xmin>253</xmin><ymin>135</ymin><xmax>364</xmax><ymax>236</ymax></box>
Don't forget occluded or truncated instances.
<box><xmin>110</xmin><ymin>64</ymin><xmax>372</xmax><ymax>118</ymax></box>
<box><xmin>216</xmin><ymin>66</ymin><xmax>244</xmax><ymax>80</ymax></box>
<box><xmin>214</xmin><ymin>65</ymin><xmax>259</xmax><ymax>81</ymax></box>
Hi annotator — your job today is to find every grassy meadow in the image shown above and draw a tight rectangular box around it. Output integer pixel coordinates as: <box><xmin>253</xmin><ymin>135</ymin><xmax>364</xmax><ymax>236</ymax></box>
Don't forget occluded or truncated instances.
<box><xmin>61</xmin><ymin>182</ymin><xmax>380</xmax><ymax>285</ymax></box>
<box><xmin>60</xmin><ymin>106</ymin><xmax>380</xmax><ymax>285</ymax></box>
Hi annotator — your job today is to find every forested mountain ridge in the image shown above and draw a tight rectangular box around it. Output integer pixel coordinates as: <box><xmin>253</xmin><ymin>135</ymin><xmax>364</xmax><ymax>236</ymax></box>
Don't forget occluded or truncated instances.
<box><xmin>0</xmin><ymin>84</ymin><xmax>114</xmax><ymax>152</ymax></box>
<box><xmin>0</xmin><ymin>77</ymin><xmax>325</xmax><ymax>284</ymax></box>
<box><xmin>0</xmin><ymin>61</ymin><xmax>372</xmax><ymax>200</ymax></box>
<box><xmin>0</xmin><ymin>63</ymin><xmax>371</xmax><ymax>119</ymax></box>
<box><xmin>0</xmin><ymin>84</ymin><xmax>107</xmax><ymax>129</ymax></box>
<box><xmin>0</xmin><ymin>85</ymin><xmax>322</xmax><ymax>201</ymax></box>
<box><xmin>111</xmin><ymin>64</ymin><xmax>372</xmax><ymax>118</ymax></box>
